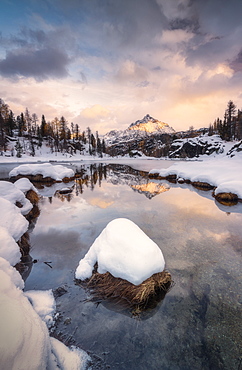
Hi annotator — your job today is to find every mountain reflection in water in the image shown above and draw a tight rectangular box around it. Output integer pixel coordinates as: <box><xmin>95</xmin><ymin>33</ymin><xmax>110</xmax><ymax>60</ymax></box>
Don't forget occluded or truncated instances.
<box><xmin>53</xmin><ymin>163</ymin><xmax>170</xmax><ymax>201</ymax></box>
<box><xmin>20</xmin><ymin>162</ymin><xmax>242</xmax><ymax>370</ymax></box>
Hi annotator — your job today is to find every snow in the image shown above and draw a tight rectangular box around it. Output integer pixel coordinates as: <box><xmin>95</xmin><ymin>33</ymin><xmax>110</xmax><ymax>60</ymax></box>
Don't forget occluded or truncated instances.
<box><xmin>0</xmin><ymin>226</ymin><xmax>21</xmax><ymax>266</ymax></box>
<box><xmin>0</xmin><ymin>256</ymin><xmax>24</xmax><ymax>290</ymax></box>
<box><xmin>9</xmin><ymin>163</ymin><xmax>74</xmax><ymax>181</ymax></box>
<box><xmin>24</xmin><ymin>289</ymin><xmax>56</xmax><ymax>328</ymax></box>
<box><xmin>0</xmin><ymin>180</ymin><xmax>33</xmax><ymax>215</ymax></box>
<box><xmin>0</xmin><ymin>181</ymin><xmax>31</xmax><ymax>265</ymax></box>
<box><xmin>214</xmin><ymin>181</ymin><xmax>242</xmax><ymax>198</ymax></box>
<box><xmin>0</xmin><ymin>197</ymin><xmax>29</xmax><ymax>242</ymax></box>
<box><xmin>50</xmin><ymin>337</ymin><xmax>91</xmax><ymax>370</ymax></box>
<box><xmin>0</xmin><ymin>258</ymin><xmax>51</xmax><ymax>370</ymax></box>
<box><xmin>104</xmin><ymin>114</ymin><xmax>174</xmax><ymax>146</ymax></box>
<box><xmin>0</xmin><ymin>134</ymin><xmax>241</xmax><ymax>368</ymax></box>
<box><xmin>128</xmin><ymin>114</ymin><xmax>175</xmax><ymax>134</ymax></box>
<box><xmin>0</xmin><ymin>258</ymin><xmax>91</xmax><ymax>370</ymax></box>
<box><xmin>0</xmin><ymin>180</ymin><xmax>34</xmax><ymax>265</ymax></box>
<box><xmin>75</xmin><ymin>218</ymin><xmax>165</xmax><ymax>285</ymax></box>
<box><xmin>0</xmin><ymin>179</ymin><xmax>91</xmax><ymax>369</ymax></box>
<box><xmin>149</xmin><ymin>155</ymin><xmax>242</xmax><ymax>198</ymax></box>
<box><xmin>14</xmin><ymin>177</ymin><xmax>38</xmax><ymax>194</ymax></box>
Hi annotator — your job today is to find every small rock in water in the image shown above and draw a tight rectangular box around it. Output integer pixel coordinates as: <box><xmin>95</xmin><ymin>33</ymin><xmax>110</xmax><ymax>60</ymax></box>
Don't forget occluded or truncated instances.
<box><xmin>53</xmin><ymin>286</ymin><xmax>68</xmax><ymax>298</ymax></box>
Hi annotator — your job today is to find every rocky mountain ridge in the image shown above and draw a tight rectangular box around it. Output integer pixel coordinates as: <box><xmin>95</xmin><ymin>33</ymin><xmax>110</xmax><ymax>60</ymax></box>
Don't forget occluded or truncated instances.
<box><xmin>104</xmin><ymin>114</ymin><xmax>175</xmax><ymax>146</ymax></box>
<box><xmin>128</xmin><ymin>114</ymin><xmax>175</xmax><ymax>134</ymax></box>
<box><xmin>104</xmin><ymin>113</ymin><xmax>242</xmax><ymax>158</ymax></box>
<box><xmin>104</xmin><ymin>114</ymin><xmax>176</xmax><ymax>157</ymax></box>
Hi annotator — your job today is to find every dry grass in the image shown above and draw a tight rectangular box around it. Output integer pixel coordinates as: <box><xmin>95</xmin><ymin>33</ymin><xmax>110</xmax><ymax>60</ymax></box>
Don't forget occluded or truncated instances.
<box><xmin>25</xmin><ymin>204</ymin><xmax>41</xmax><ymax>223</ymax></box>
<box><xmin>62</xmin><ymin>176</ymin><xmax>75</xmax><ymax>183</ymax></box>
<box><xmin>10</xmin><ymin>174</ymin><xmax>75</xmax><ymax>183</ymax></box>
<box><xmin>214</xmin><ymin>192</ymin><xmax>239</xmax><ymax>206</ymax></box>
<box><xmin>26</xmin><ymin>189</ymin><xmax>40</xmax><ymax>205</ymax></box>
<box><xmin>76</xmin><ymin>266</ymin><xmax>173</xmax><ymax>316</ymax></box>
<box><xmin>191</xmin><ymin>181</ymin><xmax>215</xmax><ymax>191</ymax></box>
<box><xmin>148</xmin><ymin>172</ymin><xmax>165</xmax><ymax>180</ymax></box>
<box><xmin>17</xmin><ymin>232</ymin><xmax>30</xmax><ymax>256</ymax></box>
<box><xmin>10</xmin><ymin>174</ymin><xmax>54</xmax><ymax>182</ymax></box>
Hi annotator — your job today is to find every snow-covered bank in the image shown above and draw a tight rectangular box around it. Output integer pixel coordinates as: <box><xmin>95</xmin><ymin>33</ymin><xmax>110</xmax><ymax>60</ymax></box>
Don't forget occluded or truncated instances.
<box><xmin>9</xmin><ymin>163</ymin><xmax>75</xmax><ymax>182</ymax></box>
<box><xmin>0</xmin><ymin>258</ymin><xmax>91</xmax><ymax>370</ymax></box>
<box><xmin>0</xmin><ymin>180</ymin><xmax>91</xmax><ymax>369</ymax></box>
<box><xmin>149</xmin><ymin>155</ymin><xmax>242</xmax><ymax>201</ymax></box>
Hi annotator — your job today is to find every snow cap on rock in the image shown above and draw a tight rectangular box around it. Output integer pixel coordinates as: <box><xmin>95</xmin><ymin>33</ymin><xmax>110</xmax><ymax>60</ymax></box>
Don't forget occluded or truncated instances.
<box><xmin>9</xmin><ymin>163</ymin><xmax>74</xmax><ymax>181</ymax></box>
<box><xmin>75</xmin><ymin>218</ymin><xmax>165</xmax><ymax>285</ymax></box>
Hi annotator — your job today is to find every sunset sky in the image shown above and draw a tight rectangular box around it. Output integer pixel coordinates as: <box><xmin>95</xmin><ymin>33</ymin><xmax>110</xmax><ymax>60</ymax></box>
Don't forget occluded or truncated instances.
<box><xmin>0</xmin><ymin>0</ymin><xmax>242</xmax><ymax>134</ymax></box>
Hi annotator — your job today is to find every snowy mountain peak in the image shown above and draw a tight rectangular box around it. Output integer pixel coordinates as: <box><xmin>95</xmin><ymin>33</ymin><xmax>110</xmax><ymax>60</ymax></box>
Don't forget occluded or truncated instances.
<box><xmin>128</xmin><ymin>114</ymin><xmax>174</xmax><ymax>134</ymax></box>
<box><xmin>103</xmin><ymin>114</ymin><xmax>175</xmax><ymax>151</ymax></box>
<box><xmin>129</xmin><ymin>114</ymin><xmax>156</xmax><ymax>127</ymax></box>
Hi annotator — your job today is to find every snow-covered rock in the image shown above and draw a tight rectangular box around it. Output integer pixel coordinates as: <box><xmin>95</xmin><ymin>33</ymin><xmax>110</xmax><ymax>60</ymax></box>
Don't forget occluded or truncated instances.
<box><xmin>168</xmin><ymin>134</ymin><xmax>225</xmax><ymax>158</ymax></box>
<box><xmin>214</xmin><ymin>181</ymin><xmax>242</xmax><ymax>199</ymax></box>
<box><xmin>0</xmin><ymin>181</ymin><xmax>33</xmax><ymax>215</ymax></box>
<box><xmin>0</xmin><ymin>179</ymin><xmax>38</xmax><ymax>265</ymax></box>
<box><xmin>14</xmin><ymin>177</ymin><xmax>39</xmax><ymax>194</ymax></box>
<box><xmin>226</xmin><ymin>140</ymin><xmax>242</xmax><ymax>156</ymax></box>
<box><xmin>9</xmin><ymin>163</ymin><xmax>75</xmax><ymax>182</ymax></box>
<box><xmin>75</xmin><ymin>218</ymin><xmax>165</xmax><ymax>285</ymax></box>
<box><xmin>0</xmin><ymin>226</ymin><xmax>21</xmax><ymax>266</ymax></box>
<box><xmin>0</xmin><ymin>197</ymin><xmax>29</xmax><ymax>243</ymax></box>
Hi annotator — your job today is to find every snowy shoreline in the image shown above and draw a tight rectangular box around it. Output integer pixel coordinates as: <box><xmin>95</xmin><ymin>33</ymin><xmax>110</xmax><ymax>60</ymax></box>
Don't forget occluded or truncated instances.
<box><xmin>0</xmin><ymin>177</ymin><xmax>91</xmax><ymax>369</ymax></box>
<box><xmin>149</xmin><ymin>155</ymin><xmax>242</xmax><ymax>203</ymax></box>
<box><xmin>1</xmin><ymin>138</ymin><xmax>241</xmax><ymax>203</ymax></box>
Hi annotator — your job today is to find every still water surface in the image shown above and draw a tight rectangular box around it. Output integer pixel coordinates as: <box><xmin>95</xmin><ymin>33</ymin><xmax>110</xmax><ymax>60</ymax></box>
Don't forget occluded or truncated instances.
<box><xmin>19</xmin><ymin>161</ymin><xmax>242</xmax><ymax>370</ymax></box>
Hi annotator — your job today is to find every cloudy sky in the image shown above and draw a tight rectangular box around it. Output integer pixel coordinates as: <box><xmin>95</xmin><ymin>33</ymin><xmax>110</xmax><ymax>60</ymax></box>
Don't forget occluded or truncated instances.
<box><xmin>0</xmin><ymin>0</ymin><xmax>242</xmax><ymax>134</ymax></box>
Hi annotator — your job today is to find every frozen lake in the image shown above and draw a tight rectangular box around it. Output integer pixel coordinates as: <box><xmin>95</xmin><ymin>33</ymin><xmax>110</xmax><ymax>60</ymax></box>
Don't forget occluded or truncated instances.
<box><xmin>4</xmin><ymin>161</ymin><xmax>242</xmax><ymax>370</ymax></box>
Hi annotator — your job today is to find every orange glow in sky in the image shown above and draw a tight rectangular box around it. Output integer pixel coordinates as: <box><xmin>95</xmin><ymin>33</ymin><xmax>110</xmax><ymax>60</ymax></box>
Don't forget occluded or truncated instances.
<box><xmin>0</xmin><ymin>0</ymin><xmax>242</xmax><ymax>134</ymax></box>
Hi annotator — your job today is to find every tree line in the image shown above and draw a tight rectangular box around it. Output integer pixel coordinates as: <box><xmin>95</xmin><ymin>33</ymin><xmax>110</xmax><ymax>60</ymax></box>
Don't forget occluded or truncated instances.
<box><xmin>0</xmin><ymin>98</ymin><xmax>106</xmax><ymax>157</ymax></box>
<box><xmin>208</xmin><ymin>100</ymin><xmax>242</xmax><ymax>140</ymax></box>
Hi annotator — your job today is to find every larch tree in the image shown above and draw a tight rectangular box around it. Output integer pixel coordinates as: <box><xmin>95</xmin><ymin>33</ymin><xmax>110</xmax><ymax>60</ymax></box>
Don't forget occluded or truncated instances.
<box><xmin>226</xmin><ymin>100</ymin><xmax>236</xmax><ymax>140</ymax></box>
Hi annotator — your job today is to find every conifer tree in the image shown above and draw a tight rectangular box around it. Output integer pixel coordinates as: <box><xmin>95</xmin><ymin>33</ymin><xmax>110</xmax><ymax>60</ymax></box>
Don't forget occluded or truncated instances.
<box><xmin>6</xmin><ymin>110</ymin><xmax>15</xmax><ymax>137</ymax></box>
<box><xmin>102</xmin><ymin>139</ymin><xmax>106</xmax><ymax>154</ymax></box>
<box><xmin>90</xmin><ymin>133</ymin><xmax>96</xmax><ymax>155</ymax></box>
<box><xmin>0</xmin><ymin>98</ymin><xmax>10</xmax><ymax>121</ymax></box>
<box><xmin>226</xmin><ymin>100</ymin><xmax>236</xmax><ymax>140</ymax></box>
<box><xmin>0</xmin><ymin>113</ymin><xmax>6</xmax><ymax>152</ymax></box>
<box><xmin>17</xmin><ymin>114</ymin><xmax>26</xmax><ymax>137</ymax></box>
<box><xmin>15</xmin><ymin>140</ymin><xmax>23</xmax><ymax>157</ymax></box>
<box><xmin>40</xmin><ymin>115</ymin><xmax>47</xmax><ymax>137</ymax></box>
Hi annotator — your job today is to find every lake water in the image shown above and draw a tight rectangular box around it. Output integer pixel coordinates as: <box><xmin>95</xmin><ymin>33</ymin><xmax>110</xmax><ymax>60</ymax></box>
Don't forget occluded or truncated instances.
<box><xmin>3</xmin><ymin>160</ymin><xmax>242</xmax><ymax>370</ymax></box>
